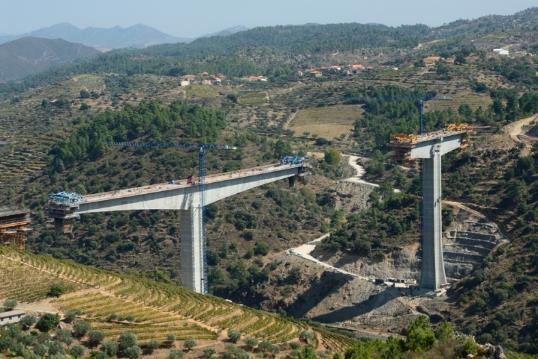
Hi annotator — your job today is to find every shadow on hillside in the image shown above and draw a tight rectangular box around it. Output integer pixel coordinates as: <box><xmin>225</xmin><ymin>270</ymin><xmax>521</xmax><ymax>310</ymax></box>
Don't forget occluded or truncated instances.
<box><xmin>311</xmin><ymin>287</ymin><xmax>404</xmax><ymax>323</ymax></box>
<box><xmin>288</xmin><ymin>271</ymin><xmax>352</xmax><ymax>318</ymax></box>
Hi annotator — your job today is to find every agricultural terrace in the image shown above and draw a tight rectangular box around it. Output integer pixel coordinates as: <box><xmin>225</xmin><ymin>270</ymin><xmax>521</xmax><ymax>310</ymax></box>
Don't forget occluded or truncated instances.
<box><xmin>288</xmin><ymin>105</ymin><xmax>363</xmax><ymax>140</ymax></box>
<box><xmin>0</xmin><ymin>246</ymin><xmax>355</xmax><ymax>351</ymax></box>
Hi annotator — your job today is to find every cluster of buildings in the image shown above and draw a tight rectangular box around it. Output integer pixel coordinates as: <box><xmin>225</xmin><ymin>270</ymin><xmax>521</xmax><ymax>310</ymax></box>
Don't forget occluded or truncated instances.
<box><xmin>422</xmin><ymin>55</ymin><xmax>456</xmax><ymax>68</ymax></box>
<box><xmin>300</xmin><ymin>63</ymin><xmax>372</xmax><ymax>78</ymax></box>
<box><xmin>241</xmin><ymin>75</ymin><xmax>269</xmax><ymax>82</ymax></box>
<box><xmin>179</xmin><ymin>73</ymin><xmax>225</xmax><ymax>87</ymax></box>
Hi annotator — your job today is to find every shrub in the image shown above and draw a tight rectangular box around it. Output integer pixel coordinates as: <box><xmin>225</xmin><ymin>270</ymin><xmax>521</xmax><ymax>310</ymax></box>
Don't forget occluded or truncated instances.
<box><xmin>244</xmin><ymin>337</ymin><xmax>257</xmax><ymax>351</ymax></box>
<box><xmin>123</xmin><ymin>345</ymin><xmax>141</xmax><ymax>359</ymax></box>
<box><xmin>299</xmin><ymin>330</ymin><xmax>315</xmax><ymax>344</ymax></box>
<box><xmin>324</xmin><ymin>149</ymin><xmax>341</xmax><ymax>166</ymax></box>
<box><xmin>254</xmin><ymin>241</ymin><xmax>270</xmax><ymax>256</ymax></box>
<box><xmin>72</xmin><ymin>320</ymin><xmax>91</xmax><ymax>339</ymax></box>
<box><xmin>142</xmin><ymin>340</ymin><xmax>160</xmax><ymax>355</ymax></box>
<box><xmin>167</xmin><ymin>350</ymin><xmax>183</xmax><ymax>359</ymax></box>
<box><xmin>436</xmin><ymin>322</ymin><xmax>455</xmax><ymax>342</ymax></box>
<box><xmin>91</xmin><ymin>352</ymin><xmax>108</xmax><ymax>359</ymax></box>
<box><xmin>36</xmin><ymin>313</ymin><xmax>60</xmax><ymax>332</ymax></box>
<box><xmin>298</xmin><ymin>346</ymin><xmax>318</xmax><ymax>359</ymax></box>
<box><xmin>63</xmin><ymin>309</ymin><xmax>80</xmax><ymax>323</ymax></box>
<box><xmin>101</xmin><ymin>340</ymin><xmax>118</xmax><ymax>356</ymax></box>
<box><xmin>221</xmin><ymin>345</ymin><xmax>249</xmax><ymax>359</ymax></box>
<box><xmin>184</xmin><ymin>338</ymin><xmax>196</xmax><ymax>351</ymax></box>
<box><xmin>48</xmin><ymin>340</ymin><xmax>65</xmax><ymax>355</ymax></box>
<box><xmin>47</xmin><ymin>282</ymin><xmax>66</xmax><ymax>297</ymax></box>
<box><xmin>87</xmin><ymin>330</ymin><xmax>105</xmax><ymax>348</ymax></box>
<box><xmin>405</xmin><ymin>316</ymin><xmax>435</xmax><ymax>352</ymax></box>
<box><xmin>258</xmin><ymin>340</ymin><xmax>276</xmax><ymax>353</ymax></box>
<box><xmin>19</xmin><ymin>315</ymin><xmax>36</xmax><ymax>330</ymax></box>
<box><xmin>69</xmin><ymin>344</ymin><xmax>85</xmax><ymax>358</ymax></box>
<box><xmin>3</xmin><ymin>299</ymin><xmax>17</xmax><ymax>311</ymax></box>
<box><xmin>228</xmin><ymin>329</ymin><xmax>241</xmax><ymax>343</ymax></box>
<box><xmin>118</xmin><ymin>332</ymin><xmax>138</xmax><ymax>357</ymax></box>
<box><xmin>203</xmin><ymin>347</ymin><xmax>216</xmax><ymax>358</ymax></box>
<box><xmin>462</xmin><ymin>337</ymin><xmax>478</xmax><ymax>356</ymax></box>
<box><xmin>32</xmin><ymin>344</ymin><xmax>47</xmax><ymax>357</ymax></box>
<box><xmin>55</xmin><ymin>328</ymin><xmax>73</xmax><ymax>345</ymax></box>
<box><xmin>163</xmin><ymin>333</ymin><xmax>176</xmax><ymax>348</ymax></box>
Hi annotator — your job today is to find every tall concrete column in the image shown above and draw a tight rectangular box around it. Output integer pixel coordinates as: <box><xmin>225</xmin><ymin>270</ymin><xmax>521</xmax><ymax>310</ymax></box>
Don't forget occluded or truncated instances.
<box><xmin>180</xmin><ymin>207</ymin><xmax>205</xmax><ymax>294</ymax></box>
<box><xmin>420</xmin><ymin>143</ymin><xmax>447</xmax><ymax>290</ymax></box>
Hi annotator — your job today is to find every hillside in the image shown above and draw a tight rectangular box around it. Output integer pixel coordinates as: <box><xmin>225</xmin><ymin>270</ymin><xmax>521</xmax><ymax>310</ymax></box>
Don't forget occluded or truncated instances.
<box><xmin>0</xmin><ymin>245</ymin><xmax>356</xmax><ymax>357</ymax></box>
<box><xmin>0</xmin><ymin>7</ymin><xmax>536</xmax><ymax>96</ymax></box>
<box><xmin>0</xmin><ymin>37</ymin><xmax>98</xmax><ymax>82</ymax></box>
<box><xmin>0</xmin><ymin>6</ymin><xmax>537</xmax><ymax>358</ymax></box>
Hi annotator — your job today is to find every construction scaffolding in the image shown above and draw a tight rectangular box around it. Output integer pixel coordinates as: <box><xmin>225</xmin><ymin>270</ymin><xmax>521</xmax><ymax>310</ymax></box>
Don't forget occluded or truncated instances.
<box><xmin>47</xmin><ymin>192</ymin><xmax>82</xmax><ymax>234</ymax></box>
<box><xmin>0</xmin><ymin>208</ymin><xmax>31</xmax><ymax>249</ymax></box>
<box><xmin>390</xmin><ymin>124</ymin><xmax>471</xmax><ymax>162</ymax></box>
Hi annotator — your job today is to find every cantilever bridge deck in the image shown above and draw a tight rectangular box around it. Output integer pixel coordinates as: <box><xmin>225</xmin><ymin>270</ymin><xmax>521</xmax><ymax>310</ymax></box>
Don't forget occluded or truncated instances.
<box><xmin>82</xmin><ymin>163</ymin><xmax>305</xmax><ymax>204</ymax></box>
<box><xmin>390</xmin><ymin>129</ymin><xmax>469</xmax><ymax>162</ymax></box>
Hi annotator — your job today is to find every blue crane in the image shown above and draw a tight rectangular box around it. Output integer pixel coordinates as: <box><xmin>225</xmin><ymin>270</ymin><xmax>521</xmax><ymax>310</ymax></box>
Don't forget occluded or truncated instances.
<box><xmin>109</xmin><ymin>141</ymin><xmax>237</xmax><ymax>294</ymax></box>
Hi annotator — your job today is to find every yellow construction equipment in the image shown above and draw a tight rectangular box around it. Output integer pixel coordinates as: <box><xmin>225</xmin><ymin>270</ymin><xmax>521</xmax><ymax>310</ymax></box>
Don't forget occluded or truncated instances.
<box><xmin>391</xmin><ymin>133</ymin><xmax>418</xmax><ymax>144</ymax></box>
<box><xmin>446</xmin><ymin>123</ymin><xmax>471</xmax><ymax>132</ymax></box>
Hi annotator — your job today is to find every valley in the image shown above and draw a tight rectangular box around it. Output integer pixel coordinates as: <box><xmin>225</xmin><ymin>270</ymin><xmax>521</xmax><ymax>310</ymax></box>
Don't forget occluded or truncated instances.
<box><xmin>0</xmin><ymin>6</ymin><xmax>536</xmax><ymax>359</ymax></box>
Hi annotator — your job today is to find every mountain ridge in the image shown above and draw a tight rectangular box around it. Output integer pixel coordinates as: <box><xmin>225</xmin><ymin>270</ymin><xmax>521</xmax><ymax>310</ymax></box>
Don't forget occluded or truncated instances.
<box><xmin>0</xmin><ymin>36</ymin><xmax>99</xmax><ymax>82</ymax></box>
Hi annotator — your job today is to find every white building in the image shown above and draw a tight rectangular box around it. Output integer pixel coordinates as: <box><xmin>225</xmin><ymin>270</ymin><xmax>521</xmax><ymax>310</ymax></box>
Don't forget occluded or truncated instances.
<box><xmin>493</xmin><ymin>48</ymin><xmax>510</xmax><ymax>56</ymax></box>
<box><xmin>0</xmin><ymin>310</ymin><xmax>26</xmax><ymax>326</ymax></box>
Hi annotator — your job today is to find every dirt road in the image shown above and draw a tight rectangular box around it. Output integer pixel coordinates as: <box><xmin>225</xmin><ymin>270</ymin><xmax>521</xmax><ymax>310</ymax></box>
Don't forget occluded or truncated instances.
<box><xmin>504</xmin><ymin>114</ymin><xmax>537</xmax><ymax>156</ymax></box>
<box><xmin>343</xmin><ymin>155</ymin><xmax>401</xmax><ymax>192</ymax></box>
<box><xmin>286</xmin><ymin>234</ymin><xmax>370</xmax><ymax>279</ymax></box>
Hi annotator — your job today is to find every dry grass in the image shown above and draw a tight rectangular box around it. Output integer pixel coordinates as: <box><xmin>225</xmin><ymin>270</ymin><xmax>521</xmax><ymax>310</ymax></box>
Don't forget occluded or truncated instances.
<box><xmin>238</xmin><ymin>91</ymin><xmax>268</xmax><ymax>105</ymax></box>
<box><xmin>288</xmin><ymin>105</ymin><xmax>363</xmax><ymax>139</ymax></box>
<box><xmin>425</xmin><ymin>92</ymin><xmax>492</xmax><ymax>112</ymax></box>
<box><xmin>185</xmin><ymin>85</ymin><xmax>219</xmax><ymax>99</ymax></box>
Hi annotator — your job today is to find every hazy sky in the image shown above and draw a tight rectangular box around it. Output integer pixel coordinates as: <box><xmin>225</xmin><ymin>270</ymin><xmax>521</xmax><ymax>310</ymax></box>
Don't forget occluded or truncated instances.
<box><xmin>0</xmin><ymin>0</ymin><xmax>536</xmax><ymax>37</ymax></box>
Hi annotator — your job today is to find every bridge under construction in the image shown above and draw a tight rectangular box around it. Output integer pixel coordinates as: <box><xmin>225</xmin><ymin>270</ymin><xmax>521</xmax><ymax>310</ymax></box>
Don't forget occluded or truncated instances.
<box><xmin>48</xmin><ymin>162</ymin><xmax>308</xmax><ymax>294</ymax></box>
<box><xmin>391</xmin><ymin>124</ymin><xmax>470</xmax><ymax>290</ymax></box>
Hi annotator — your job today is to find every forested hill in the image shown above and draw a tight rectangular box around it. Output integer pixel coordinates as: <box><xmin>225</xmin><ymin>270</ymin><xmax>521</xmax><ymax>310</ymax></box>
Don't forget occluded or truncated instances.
<box><xmin>432</xmin><ymin>7</ymin><xmax>538</xmax><ymax>38</ymax></box>
<box><xmin>130</xmin><ymin>6</ymin><xmax>538</xmax><ymax>57</ymax></box>
<box><xmin>0</xmin><ymin>7</ymin><xmax>536</xmax><ymax>95</ymax></box>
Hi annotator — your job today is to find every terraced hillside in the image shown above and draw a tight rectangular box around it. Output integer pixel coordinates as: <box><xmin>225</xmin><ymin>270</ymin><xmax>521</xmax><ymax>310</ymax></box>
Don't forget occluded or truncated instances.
<box><xmin>0</xmin><ymin>245</ymin><xmax>355</xmax><ymax>353</ymax></box>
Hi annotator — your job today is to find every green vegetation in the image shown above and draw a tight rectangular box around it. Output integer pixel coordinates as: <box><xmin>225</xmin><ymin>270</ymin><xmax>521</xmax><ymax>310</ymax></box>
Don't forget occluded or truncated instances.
<box><xmin>2</xmin><ymin>298</ymin><xmax>17</xmax><ymax>311</ymax></box>
<box><xmin>49</xmin><ymin>100</ymin><xmax>225</xmax><ymax>173</ymax></box>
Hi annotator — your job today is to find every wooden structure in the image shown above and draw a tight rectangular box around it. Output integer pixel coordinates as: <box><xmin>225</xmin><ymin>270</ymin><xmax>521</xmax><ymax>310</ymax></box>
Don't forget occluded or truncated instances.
<box><xmin>0</xmin><ymin>208</ymin><xmax>30</xmax><ymax>249</ymax></box>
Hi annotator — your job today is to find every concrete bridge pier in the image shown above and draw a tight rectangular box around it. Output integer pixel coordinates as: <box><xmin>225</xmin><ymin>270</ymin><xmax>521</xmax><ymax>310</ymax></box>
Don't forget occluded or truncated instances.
<box><xmin>179</xmin><ymin>207</ymin><xmax>205</xmax><ymax>294</ymax></box>
<box><xmin>47</xmin><ymin>163</ymin><xmax>308</xmax><ymax>295</ymax></box>
<box><xmin>391</xmin><ymin>129</ymin><xmax>468</xmax><ymax>291</ymax></box>
<box><xmin>420</xmin><ymin>144</ymin><xmax>447</xmax><ymax>289</ymax></box>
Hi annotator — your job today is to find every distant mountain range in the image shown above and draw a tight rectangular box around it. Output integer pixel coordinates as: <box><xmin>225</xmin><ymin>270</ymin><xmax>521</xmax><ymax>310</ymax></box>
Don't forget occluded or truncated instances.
<box><xmin>0</xmin><ymin>37</ymin><xmax>98</xmax><ymax>83</ymax></box>
<box><xmin>0</xmin><ymin>23</ymin><xmax>249</xmax><ymax>50</ymax></box>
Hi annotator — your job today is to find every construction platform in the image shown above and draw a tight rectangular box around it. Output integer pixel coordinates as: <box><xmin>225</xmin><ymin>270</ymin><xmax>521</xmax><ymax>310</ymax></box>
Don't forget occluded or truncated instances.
<box><xmin>390</xmin><ymin>124</ymin><xmax>470</xmax><ymax>162</ymax></box>
<box><xmin>0</xmin><ymin>208</ymin><xmax>31</xmax><ymax>249</ymax></box>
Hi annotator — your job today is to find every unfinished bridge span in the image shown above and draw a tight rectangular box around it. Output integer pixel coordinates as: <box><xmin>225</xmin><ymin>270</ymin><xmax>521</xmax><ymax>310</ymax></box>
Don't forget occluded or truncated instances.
<box><xmin>48</xmin><ymin>162</ymin><xmax>308</xmax><ymax>294</ymax></box>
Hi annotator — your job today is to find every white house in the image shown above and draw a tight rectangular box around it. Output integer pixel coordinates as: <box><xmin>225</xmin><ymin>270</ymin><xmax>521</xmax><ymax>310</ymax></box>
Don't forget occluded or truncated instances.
<box><xmin>493</xmin><ymin>48</ymin><xmax>510</xmax><ymax>56</ymax></box>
